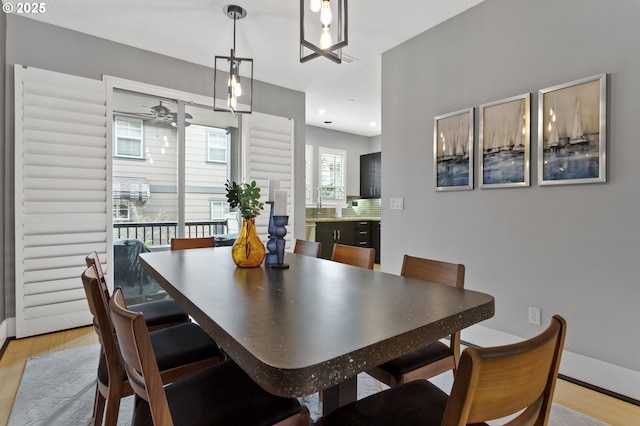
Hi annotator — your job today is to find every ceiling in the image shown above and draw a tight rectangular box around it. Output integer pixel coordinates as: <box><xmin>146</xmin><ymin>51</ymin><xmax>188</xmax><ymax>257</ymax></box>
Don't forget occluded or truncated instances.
<box><xmin>8</xmin><ymin>0</ymin><xmax>484</xmax><ymax>137</ymax></box>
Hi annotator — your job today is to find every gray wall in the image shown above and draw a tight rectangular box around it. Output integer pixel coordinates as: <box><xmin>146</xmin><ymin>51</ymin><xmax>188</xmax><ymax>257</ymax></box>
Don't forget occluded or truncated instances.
<box><xmin>381</xmin><ymin>0</ymin><xmax>640</xmax><ymax>385</ymax></box>
<box><xmin>1</xmin><ymin>11</ymin><xmax>6</xmax><ymax>326</ymax></box>
<box><xmin>3</xmin><ymin>15</ymin><xmax>305</xmax><ymax>319</ymax></box>
<box><xmin>305</xmin><ymin>125</ymin><xmax>379</xmax><ymax>197</ymax></box>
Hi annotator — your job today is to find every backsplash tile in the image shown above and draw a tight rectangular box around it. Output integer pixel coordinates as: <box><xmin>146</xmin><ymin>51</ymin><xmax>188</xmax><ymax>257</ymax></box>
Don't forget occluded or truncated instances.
<box><xmin>306</xmin><ymin>197</ymin><xmax>381</xmax><ymax>219</ymax></box>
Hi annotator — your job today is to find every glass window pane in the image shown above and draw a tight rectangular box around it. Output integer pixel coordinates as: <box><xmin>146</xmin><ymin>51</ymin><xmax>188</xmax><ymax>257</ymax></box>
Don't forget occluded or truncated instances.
<box><xmin>319</xmin><ymin>147</ymin><xmax>346</xmax><ymax>203</ymax></box>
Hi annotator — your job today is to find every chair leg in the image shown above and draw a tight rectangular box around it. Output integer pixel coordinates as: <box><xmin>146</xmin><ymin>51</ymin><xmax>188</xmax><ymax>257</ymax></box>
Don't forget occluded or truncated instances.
<box><xmin>103</xmin><ymin>382</ymin><xmax>123</xmax><ymax>426</ymax></box>
<box><xmin>92</xmin><ymin>382</ymin><xmax>106</xmax><ymax>426</ymax></box>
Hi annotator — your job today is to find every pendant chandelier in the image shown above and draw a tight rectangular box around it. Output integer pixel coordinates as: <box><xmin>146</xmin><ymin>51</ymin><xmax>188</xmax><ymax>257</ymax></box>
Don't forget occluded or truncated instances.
<box><xmin>214</xmin><ymin>5</ymin><xmax>253</xmax><ymax>114</ymax></box>
<box><xmin>300</xmin><ymin>0</ymin><xmax>348</xmax><ymax>64</ymax></box>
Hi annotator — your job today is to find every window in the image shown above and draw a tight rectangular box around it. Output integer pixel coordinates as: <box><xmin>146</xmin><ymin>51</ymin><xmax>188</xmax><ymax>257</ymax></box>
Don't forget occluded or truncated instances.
<box><xmin>113</xmin><ymin>199</ymin><xmax>131</xmax><ymax>221</ymax></box>
<box><xmin>319</xmin><ymin>147</ymin><xmax>346</xmax><ymax>205</ymax></box>
<box><xmin>210</xmin><ymin>199</ymin><xmax>227</xmax><ymax>220</ymax></box>
<box><xmin>114</xmin><ymin>116</ymin><xmax>144</xmax><ymax>158</ymax></box>
<box><xmin>207</xmin><ymin>129</ymin><xmax>229</xmax><ymax>163</ymax></box>
<box><xmin>305</xmin><ymin>145</ymin><xmax>313</xmax><ymax>204</ymax></box>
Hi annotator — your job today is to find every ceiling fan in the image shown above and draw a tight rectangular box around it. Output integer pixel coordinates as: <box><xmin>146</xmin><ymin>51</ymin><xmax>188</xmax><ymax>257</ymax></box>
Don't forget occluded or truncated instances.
<box><xmin>117</xmin><ymin>100</ymin><xmax>192</xmax><ymax>126</ymax></box>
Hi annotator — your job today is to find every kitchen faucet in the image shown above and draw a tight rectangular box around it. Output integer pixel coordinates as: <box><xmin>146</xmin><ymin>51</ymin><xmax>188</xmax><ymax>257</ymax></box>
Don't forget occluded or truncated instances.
<box><xmin>316</xmin><ymin>187</ymin><xmax>322</xmax><ymax>217</ymax></box>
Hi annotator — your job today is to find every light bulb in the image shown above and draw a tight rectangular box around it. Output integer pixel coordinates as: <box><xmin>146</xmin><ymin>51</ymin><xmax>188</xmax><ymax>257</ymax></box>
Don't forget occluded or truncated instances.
<box><xmin>310</xmin><ymin>0</ymin><xmax>322</xmax><ymax>13</ymax></box>
<box><xmin>320</xmin><ymin>0</ymin><xmax>332</xmax><ymax>25</ymax></box>
<box><xmin>227</xmin><ymin>95</ymin><xmax>237</xmax><ymax>110</ymax></box>
<box><xmin>319</xmin><ymin>26</ymin><xmax>332</xmax><ymax>49</ymax></box>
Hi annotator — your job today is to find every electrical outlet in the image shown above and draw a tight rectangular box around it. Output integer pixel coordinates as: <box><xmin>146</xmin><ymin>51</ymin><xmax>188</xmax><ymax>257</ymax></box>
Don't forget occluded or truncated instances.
<box><xmin>390</xmin><ymin>198</ymin><xmax>404</xmax><ymax>210</ymax></box>
<box><xmin>528</xmin><ymin>307</ymin><xmax>541</xmax><ymax>325</ymax></box>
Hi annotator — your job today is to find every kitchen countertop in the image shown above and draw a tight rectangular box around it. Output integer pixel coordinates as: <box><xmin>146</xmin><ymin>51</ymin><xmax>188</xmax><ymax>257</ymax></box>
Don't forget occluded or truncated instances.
<box><xmin>306</xmin><ymin>217</ymin><xmax>381</xmax><ymax>223</ymax></box>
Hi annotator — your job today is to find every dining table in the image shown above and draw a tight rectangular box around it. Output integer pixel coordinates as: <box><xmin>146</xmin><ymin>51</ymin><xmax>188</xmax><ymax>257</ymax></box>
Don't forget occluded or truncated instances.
<box><xmin>139</xmin><ymin>246</ymin><xmax>494</xmax><ymax>415</ymax></box>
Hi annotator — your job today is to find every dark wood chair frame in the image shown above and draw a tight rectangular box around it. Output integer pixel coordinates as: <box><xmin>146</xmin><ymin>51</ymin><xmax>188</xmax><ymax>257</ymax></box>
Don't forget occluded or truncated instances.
<box><xmin>108</xmin><ymin>287</ymin><xmax>310</xmax><ymax>426</ymax></box>
<box><xmin>293</xmin><ymin>239</ymin><xmax>322</xmax><ymax>257</ymax></box>
<box><xmin>366</xmin><ymin>255</ymin><xmax>465</xmax><ymax>387</ymax></box>
<box><xmin>331</xmin><ymin>243</ymin><xmax>375</xmax><ymax>269</ymax></box>
<box><xmin>81</xmin><ymin>265</ymin><xmax>223</xmax><ymax>426</ymax></box>
<box><xmin>317</xmin><ymin>315</ymin><xmax>567</xmax><ymax>426</ymax></box>
<box><xmin>170</xmin><ymin>237</ymin><xmax>215</xmax><ymax>251</ymax></box>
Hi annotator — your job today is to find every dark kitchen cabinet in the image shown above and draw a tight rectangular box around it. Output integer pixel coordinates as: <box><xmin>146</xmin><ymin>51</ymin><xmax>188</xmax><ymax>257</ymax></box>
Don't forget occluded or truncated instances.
<box><xmin>360</xmin><ymin>152</ymin><xmax>381</xmax><ymax>198</ymax></box>
<box><xmin>355</xmin><ymin>221</ymin><xmax>372</xmax><ymax>248</ymax></box>
<box><xmin>372</xmin><ymin>221</ymin><xmax>380</xmax><ymax>264</ymax></box>
<box><xmin>316</xmin><ymin>221</ymin><xmax>355</xmax><ymax>259</ymax></box>
<box><xmin>315</xmin><ymin>220</ymin><xmax>380</xmax><ymax>263</ymax></box>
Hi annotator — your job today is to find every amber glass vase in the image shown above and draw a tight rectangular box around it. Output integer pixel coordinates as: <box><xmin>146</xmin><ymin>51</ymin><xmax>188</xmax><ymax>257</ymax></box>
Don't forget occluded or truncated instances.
<box><xmin>232</xmin><ymin>217</ymin><xmax>266</xmax><ymax>267</ymax></box>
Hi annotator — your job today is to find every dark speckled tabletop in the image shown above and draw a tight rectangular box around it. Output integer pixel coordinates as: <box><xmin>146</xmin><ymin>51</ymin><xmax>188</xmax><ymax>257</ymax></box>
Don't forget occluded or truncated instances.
<box><xmin>140</xmin><ymin>247</ymin><xmax>494</xmax><ymax>414</ymax></box>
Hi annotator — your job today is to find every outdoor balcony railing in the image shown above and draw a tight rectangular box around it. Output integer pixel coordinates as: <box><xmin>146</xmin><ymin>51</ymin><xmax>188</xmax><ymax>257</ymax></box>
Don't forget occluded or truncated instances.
<box><xmin>113</xmin><ymin>220</ymin><xmax>229</xmax><ymax>247</ymax></box>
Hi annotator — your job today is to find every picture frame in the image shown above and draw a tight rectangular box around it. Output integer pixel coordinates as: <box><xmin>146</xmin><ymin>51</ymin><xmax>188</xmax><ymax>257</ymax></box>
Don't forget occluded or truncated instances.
<box><xmin>479</xmin><ymin>93</ymin><xmax>531</xmax><ymax>188</ymax></box>
<box><xmin>433</xmin><ymin>108</ymin><xmax>474</xmax><ymax>191</ymax></box>
<box><xmin>538</xmin><ymin>73</ymin><xmax>607</xmax><ymax>185</ymax></box>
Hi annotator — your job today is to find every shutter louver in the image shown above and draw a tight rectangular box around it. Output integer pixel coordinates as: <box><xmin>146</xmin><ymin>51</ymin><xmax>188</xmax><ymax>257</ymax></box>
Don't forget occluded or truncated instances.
<box><xmin>242</xmin><ymin>113</ymin><xmax>295</xmax><ymax>245</ymax></box>
<box><xmin>15</xmin><ymin>65</ymin><xmax>107</xmax><ymax>337</ymax></box>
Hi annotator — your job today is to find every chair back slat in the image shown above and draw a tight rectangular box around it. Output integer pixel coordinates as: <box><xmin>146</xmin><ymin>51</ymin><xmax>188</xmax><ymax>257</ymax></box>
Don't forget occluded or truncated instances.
<box><xmin>401</xmin><ymin>255</ymin><xmax>465</xmax><ymax>288</ymax></box>
<box><xmin>331</xmin><ymin>244</ymin><xmax>375</xmax><ymax>269</ymax></box>
<box><xmin>442</xmin><ymin>315</ymin><xmax>567</xmax><ymax>425</ymax></box>
<box><xmin>294</xmin><ymin>239</ymin><xmax>322</xmax><ymax>257</ymax></box>
<box><xmin>110</xmin><ymin>288</ymin><xmax>174</xmax><ymax>426</ymax></box>
<box><xmin>170</xmin><ymin>237</ymin><xmax>215</xmax><ymax>251</ymax></box>
<box><xmin>81</xmin><ymin>265</ymin><xmax>123</xmax><ymax>379</ymax></box>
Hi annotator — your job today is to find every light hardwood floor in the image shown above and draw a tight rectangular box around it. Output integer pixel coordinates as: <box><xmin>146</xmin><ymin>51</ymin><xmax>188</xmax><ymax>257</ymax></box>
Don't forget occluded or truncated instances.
<box><xmin>1</xmin><ymin>326</ymin><xmax>639</xmax><ymax>425</ymax></box>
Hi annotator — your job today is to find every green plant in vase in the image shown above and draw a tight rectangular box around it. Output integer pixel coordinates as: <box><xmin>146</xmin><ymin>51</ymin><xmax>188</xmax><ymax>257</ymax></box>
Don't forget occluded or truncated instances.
<box><xmin>225</xmin><ymin>180</ymin><xmax>266</xmax><ymax>267</ymax></box>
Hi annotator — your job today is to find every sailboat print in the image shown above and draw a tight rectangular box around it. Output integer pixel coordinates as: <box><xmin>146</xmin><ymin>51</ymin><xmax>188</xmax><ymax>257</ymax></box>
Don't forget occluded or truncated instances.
<box><xmin>512</xmin><ymin>100</ymin><xmax>526</xmax><ymax>153</ymax></box>
<box><xmin>547</xmin><ymin>103</ymin><xmax>560</xmax><ymax>150</ymax></box>
<box><xmin>499</xmin><ymin>121</ymin><xmax>511</xmax><ymax>152</ymax></box>
<box><xmin>455</xmin><ymin>120</ymin><xmax>467</xmax><ymax>160</ymax></box>
<box><xmin>569</xmin><ymin>97</ymin><xmax>589</xmax><ymax>145</ymax></box>
<box><xmin>489</xmin><ymin>129</ymin><xmax>500</xmax><ymax>154</ymax></box>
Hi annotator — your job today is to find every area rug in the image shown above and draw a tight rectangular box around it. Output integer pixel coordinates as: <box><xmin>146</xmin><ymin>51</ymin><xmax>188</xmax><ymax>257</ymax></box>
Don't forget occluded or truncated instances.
<box><xmin>9</xmin><ymin>344</ymin><xmax>609</xmax><ymax>425</ymax></box>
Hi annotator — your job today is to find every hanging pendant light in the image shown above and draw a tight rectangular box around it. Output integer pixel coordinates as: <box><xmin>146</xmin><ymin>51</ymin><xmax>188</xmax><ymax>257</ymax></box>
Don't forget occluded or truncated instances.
<box><xmin>214</xmin><ymin>5</ymin><xmax>253</xmax><ymax>114</ymax></box>
<box><xmin>300</xmin><ymin>0</ymin><xmax>348</xmax><ymax>64</ymax></box>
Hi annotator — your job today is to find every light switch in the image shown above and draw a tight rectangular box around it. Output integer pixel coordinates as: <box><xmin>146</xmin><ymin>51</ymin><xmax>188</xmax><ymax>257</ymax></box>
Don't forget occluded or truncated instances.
<box><xmin>390</xmin><ymin>198</ymin><xmax>404</xmax><ymax>210</ymax></box>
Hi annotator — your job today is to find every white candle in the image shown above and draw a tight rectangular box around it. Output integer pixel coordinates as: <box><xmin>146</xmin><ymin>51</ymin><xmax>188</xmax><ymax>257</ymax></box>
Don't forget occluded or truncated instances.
<box><xmin>268</xmin><ymin>179</ymin><xmax>280</xmax><ymax>201</ymax></box>
<box><xmin>274</xmin><ymin>189</ymin><xmax>287</xmax><ymax>216</ymax></box>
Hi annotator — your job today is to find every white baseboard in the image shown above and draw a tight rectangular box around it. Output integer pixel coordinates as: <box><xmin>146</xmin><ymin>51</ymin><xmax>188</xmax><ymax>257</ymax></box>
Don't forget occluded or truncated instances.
<box><xmin>462</xmin><ymin>324</ymin><xmax>640</xmax><ymax>401</ymax></box>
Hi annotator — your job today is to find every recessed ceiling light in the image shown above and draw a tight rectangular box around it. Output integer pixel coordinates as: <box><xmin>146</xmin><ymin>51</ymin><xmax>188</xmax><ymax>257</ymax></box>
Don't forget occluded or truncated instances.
<box><xmin>318</xmin><ymin>109</ymin><xmax>327</xmax><ymax>115</ymax></box>
<box><xmin>369</xmin><ymin>121</ymin><xmax>377</xmax><ymax>127</ymax></box>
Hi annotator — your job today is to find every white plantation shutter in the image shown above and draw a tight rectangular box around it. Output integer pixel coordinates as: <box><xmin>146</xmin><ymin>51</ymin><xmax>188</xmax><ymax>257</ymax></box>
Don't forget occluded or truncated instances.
<box><xmin>14</xmin><ymin>65</ymin><xmax>107</xmax><ymax>337</ymax></box>
<box><xmin>241</xmin><ymin>112</ymin><xmax>295</xmax><ymax>245</ymax></box>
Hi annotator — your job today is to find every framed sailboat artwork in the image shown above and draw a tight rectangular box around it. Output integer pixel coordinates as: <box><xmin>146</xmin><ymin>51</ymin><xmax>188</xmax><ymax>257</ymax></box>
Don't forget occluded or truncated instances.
<box><xmin>479</xmin><ymin>93</ymin><xmax>531</xmax><ymax>188</ymax></box>
<box><xmin>433</xmin><ymin>108</ymin><xmax>474</xmax><ymax>191</ymax></box>
<box><xmin>538</xmin><ymin>74</ymin><xmax>607</xmax><ymax>185</ymax></box>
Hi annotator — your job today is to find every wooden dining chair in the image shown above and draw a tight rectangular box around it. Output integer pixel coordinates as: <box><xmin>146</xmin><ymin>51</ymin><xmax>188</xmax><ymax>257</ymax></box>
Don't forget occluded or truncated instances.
<box><xmin>331</xmin><ymin>243</ymin><xmax>375</xmax><ymax>269</ymax></box>
<box><xmin>81</xmin><ymin>265</ymin><xmax>225</xmax><ymax>426</ymax></box>
<box><xmin>316</xmin><ymin>315</ymin><xmax>567</xmax><ymax>426</ymax></box>
<box><xmin>170</xmin><ymin>237</ymin><xmax>215</xmax><ymax>250</ymax></box>
<box><xmin>108</xmin><ymin>287</ymin><xmax>310</xmax><ymax>426</ymax></box>
<box><xmin>293</xmin><ymin>239</ymin><xmax>322</xmax><ymax>257</ymax></box>
<box><xmin>85</xmin><ymin>251</ymin><xmax>189</xmax><ymax>331</ymax></box>
<box><xmin>367</xmin><ymin>255</ymin><xmax>465</xmax><ymax>387</ymax></box>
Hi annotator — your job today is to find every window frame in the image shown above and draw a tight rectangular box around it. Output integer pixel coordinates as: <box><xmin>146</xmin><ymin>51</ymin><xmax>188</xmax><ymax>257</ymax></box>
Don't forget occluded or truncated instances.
<box><xmin>114</xmin><ymin>115</ymin><xmax>144</xmax><ymax>159</ymax></box>
<box><xmin>112</xmin><ymin>199</ymin><xmax>131</xmax><ymax>221</ymax></box>
<box><xmin>206</xmin><ymin>128</ymin><xmax>229</xmax><ymax>163</ymax></box>
<box><xmin>209</xmin><ymin>198</ymin><xmax>228</xmax><ymax>220</ymax></box>
<box><xmin>305</xmin><ymin>144</ymin><xmax>314</xmax><ymax>205</ymax></box>
<box><xmin>318</xmin><ymin>146</ymin><xmax>347</xmax><ymax>206</ymax></box>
